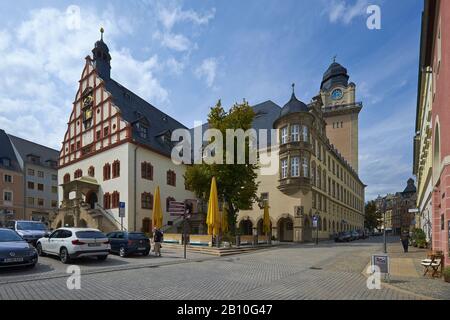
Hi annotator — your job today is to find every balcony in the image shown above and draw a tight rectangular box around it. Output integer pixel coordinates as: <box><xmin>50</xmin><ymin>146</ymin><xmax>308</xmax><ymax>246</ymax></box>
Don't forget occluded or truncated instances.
<box><xmin>278</xmin><ymin>176</ymin><xmax>311</xmax><ymax>194</ymax></box>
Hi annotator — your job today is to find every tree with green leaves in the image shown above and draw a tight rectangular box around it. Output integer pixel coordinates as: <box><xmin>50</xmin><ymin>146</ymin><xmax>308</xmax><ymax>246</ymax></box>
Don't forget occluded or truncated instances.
<box><xmin>364</xmin><ymin>200</ymin><xmax>381</xmax><ymax>231</ymax></box>
<box><xmin>184</xmin><ymin>100</ymin><xmax>259</xmax><ymax>235</ymax></box>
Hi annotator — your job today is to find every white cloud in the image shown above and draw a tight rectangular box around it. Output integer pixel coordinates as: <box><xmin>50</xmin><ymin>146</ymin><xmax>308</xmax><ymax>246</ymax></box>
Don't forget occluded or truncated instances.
<box><xmin>0</xmin><ymin>6</ymin><xmax>168</xmax><ymax>149</ymax></box>
<box><xmin>326</xmin><ymin>0</ymin><xmax>369</xmax><ymax>24</ymax></box>
<box><xmin>153</xmin><ymin>31</ymin><xmax>193</xmax><ymax>52</ymax></box>
<box><xmin>194</xmin><ymin>58</ymin><xmax>218</xmax><ymax>88</ymax></box>
<box><xmin>158</xmin><ymin>6</ymin><xmax>216</xmax><ymax>30</ymax></box>
<box><xmin>166</xmin><ymin>57</ymin><xmax>185</xmax><ymax>75</ymax></box>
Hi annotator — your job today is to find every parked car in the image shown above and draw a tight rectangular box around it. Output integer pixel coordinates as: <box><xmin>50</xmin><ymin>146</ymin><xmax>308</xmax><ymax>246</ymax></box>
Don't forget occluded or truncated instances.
<box><xmin>0</xmin><ymin>228</ymin><xmax>38</xmax><ymax>268</ymax></box>
<box><xmin>350</xmin><ymin>230</ymin><xmax>359</xmax><ymax>241</ymax></box>
<box><xmin>106</xmin><ymin>231</ymin><xmax>151</xmax><ymax>257</ymax></box>
<box><xmin>5</xmin><ymin>220</ymin><xmax>49</xmax><ymax>245</ymax></box>
<box><xmin>36</xmin><ymin>228</ymin><xmax>110</xmax><ymax>264</ymax></box>
<box><xmin>335</xmin><ymin>232</ymin><xmax>352</xmax><ymax>242</ymax></box>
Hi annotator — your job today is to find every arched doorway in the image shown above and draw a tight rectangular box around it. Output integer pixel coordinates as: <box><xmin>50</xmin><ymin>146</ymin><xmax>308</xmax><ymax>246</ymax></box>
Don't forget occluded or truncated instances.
<box><xmin>303</xmin><ymin>216</ymin><xmax>312</xmax><ymax>242</ymax></box>
<box><xmin>239</xmin><ymin>219</ymin><xmax>253</xmax><ymax>235</ymax></box>
<box><xmin>86</xmin><ymin>191</ymin><xmax>98</xmax><ymax>209</ymax></box>
<box><xmin>278</xmin><ymin>217</ymin><xmax>294</xmax><ymax>242</ymax></box>
<box><xmin>257</xmin><ymin>219</ymin><xmax>272</xmax><ymax>236</ymax></box>
<box><xmin>142</xmin><ymin>218</ymin><xmax>152</xmax><ymax>233</ymax></box>
<box><xmin>78</xmin><ymin>219</ymin><xmax>87</xmax><ymax>228</ymax></box>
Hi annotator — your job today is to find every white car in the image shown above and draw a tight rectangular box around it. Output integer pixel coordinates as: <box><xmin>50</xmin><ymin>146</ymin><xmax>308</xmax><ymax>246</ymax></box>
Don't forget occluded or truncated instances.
<box><xmin>36</xmin><ymin>228</ymin><xmax>111</xmax><ymax>264</ymax></box>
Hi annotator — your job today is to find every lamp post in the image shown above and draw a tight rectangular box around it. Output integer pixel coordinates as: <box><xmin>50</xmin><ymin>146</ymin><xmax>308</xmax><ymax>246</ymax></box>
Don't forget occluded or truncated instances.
<box><xmin>383</xmin><ymin>199</ymin><xmax>387</xmax><ymax>254</ymax></box>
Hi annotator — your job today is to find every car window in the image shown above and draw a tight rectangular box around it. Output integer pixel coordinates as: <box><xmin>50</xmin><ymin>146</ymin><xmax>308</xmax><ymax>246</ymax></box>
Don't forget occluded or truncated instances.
<box><xmin>50</xmin><ymin>230</ymin><xmax>62</xmax><ymax>238</ymax></box>
<box><xmin>6</xmin><ymin>221</ymin><xmax>15</xmax><ymax>229</ymax></box>
<box><xmin>17</xmin><ymin>221</ymin><xmax>47</xmax><ymax>231</ymax></box>
<box><xmin>62</xmin><ymin>230</ymin><xmax>72</xmax><ymax>238</ymax></box>
<box><xmin>0</xmin><ymin>229</ymin><xmax>24</xmax><ymax>242</ymax></box>
<box><xmin>75</xmin><ymin>231</ymin><xmax>106</xmax><ymax>239</ymax></box>
<box><xmin>129</xmin><ymin>233</ymin><xmax>147</xmax><ymax>240</ymax></box>
<box><xmin>116</xmin><ymin>233</ymin><xmax>124</xmax><ymax>239</ymax></box>
<box><xmin>107</xmin><ymin>232</ymin><xmax>116</xmax><ymax>238</ymax></box>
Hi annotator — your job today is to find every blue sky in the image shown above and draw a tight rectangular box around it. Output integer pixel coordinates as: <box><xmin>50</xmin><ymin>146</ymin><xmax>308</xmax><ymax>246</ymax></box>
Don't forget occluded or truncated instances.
<box><xmin>0</xmin><ymin>0</ymin><xmax>423</xmax><ymax>200</ymax></box>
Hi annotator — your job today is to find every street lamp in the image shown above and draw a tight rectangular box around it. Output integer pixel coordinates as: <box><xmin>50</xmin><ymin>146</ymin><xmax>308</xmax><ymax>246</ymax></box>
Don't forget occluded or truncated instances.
<box><xmin>382</xmin><ymin>199</ymin><xmax>387</xmax><ymax>254</ymax></box>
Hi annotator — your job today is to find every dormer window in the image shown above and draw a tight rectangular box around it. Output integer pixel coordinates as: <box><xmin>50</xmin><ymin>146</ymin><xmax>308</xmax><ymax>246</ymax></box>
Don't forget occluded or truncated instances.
<box><xmin>138</xmin><ymin>123</ymin><xmax>148</xmax><ymax>139</ymax></box>
<box><xmin>1</xmin><ymin>157</ymin><xmax>11</xmax><ymax>167</ymax></box>
<box><xmin>27</xmin><ymin>155</ymin><xmax>41</xmax><ymax>165</ymax></box>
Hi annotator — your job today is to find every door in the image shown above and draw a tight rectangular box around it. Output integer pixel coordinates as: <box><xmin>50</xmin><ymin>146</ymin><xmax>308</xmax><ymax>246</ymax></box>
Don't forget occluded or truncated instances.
<box><xmin>107</xmin><ymin>232</ymin><xmax>117</xmax><ymax>252</ymax></box>
<box><xmin>86</xmin><ymin>191</ymin><xmax>98</xmax><ymax>209</ymax></box>
<box><xmin>115</xmin><ymin>232</ymin><xmax>126</xmax><ymax>250</ymax></box>
<box><xmin>45</xmin><ymin>230</ymin><xmax>62</xmax><ymax>254</ymax></box>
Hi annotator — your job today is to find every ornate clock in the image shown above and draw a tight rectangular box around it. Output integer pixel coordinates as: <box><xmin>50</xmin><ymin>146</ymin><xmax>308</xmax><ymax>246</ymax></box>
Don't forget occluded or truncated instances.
<box><xmin>331</xmin><ymin>88</ymin><xmax>343</xmax><ymax>100</ymax></box>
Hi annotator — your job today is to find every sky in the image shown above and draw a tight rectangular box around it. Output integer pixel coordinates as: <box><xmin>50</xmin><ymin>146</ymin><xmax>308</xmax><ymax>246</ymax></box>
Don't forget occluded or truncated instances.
<box><xmin>0</xmin><ymin>0</ymin><xmax>423</xmax><ymax>201</ymax></box>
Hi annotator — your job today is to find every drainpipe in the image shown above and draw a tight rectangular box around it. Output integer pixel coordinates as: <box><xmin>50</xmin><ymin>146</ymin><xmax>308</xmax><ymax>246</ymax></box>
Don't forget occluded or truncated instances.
<box><xmin>134</xmin><ymin>145</ymin><xmax>138</xmax><ymax>231</ymax></box>
<box><xmin>23</xmin><ymin>162</ymin><xmax>26</xmax><ymax>220</ymax></box>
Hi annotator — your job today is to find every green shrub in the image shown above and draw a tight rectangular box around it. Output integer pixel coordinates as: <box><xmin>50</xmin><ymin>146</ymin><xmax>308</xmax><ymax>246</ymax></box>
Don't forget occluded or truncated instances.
<box><xmin>416</xmin><ymin>239</ymin><xmax>427</xmax><ymax>248</ymax></box>
<box><xmin>443</xmin><ymin>267</ymin><xmax>450</xmax><ymax>282</ymax></box>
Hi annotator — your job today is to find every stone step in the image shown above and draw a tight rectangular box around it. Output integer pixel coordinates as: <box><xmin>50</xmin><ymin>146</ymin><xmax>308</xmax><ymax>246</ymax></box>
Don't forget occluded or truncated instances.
<box><xmin>161</xmin><ymin>243</ymin><xmax>275</xmax><ymax>256</ymax></box>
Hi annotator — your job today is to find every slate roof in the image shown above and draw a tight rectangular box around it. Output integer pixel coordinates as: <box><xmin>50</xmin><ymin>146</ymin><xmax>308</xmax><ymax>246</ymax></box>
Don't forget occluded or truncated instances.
<box><xmin>279</xmin><ymin>93</ymin><xmax>309</xmax><ymax>118</ymax></box>
<box><xmin>320</xmin><ymin>61</ymin><xmax>350</xmax><ymax>91</ymax></box>
<box><xmin>0</xmin><ymin>129</ymin><xmax>22</xmax><ymax>172</ymax></box>
<box><xmin>8</xmin><ymin>134</ymin><xmax>59</xmax><ymax>166</ymax></box>
<box><xmin>103</xmin><ymin>79</ymin><xmax>188</xmax><ymax>157</ymax></box>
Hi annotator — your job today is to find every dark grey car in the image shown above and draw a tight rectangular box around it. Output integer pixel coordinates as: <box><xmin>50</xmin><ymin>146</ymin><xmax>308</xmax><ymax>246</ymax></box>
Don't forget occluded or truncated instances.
<box><xmin>0</xmin><ymin>228</ymin><xmax>38</xmax><ymax>268</ymax></box>
<box><xmin>5</xmin><ymin>220</ymin><xmax>49</xmax><ymax>245</ymax></box>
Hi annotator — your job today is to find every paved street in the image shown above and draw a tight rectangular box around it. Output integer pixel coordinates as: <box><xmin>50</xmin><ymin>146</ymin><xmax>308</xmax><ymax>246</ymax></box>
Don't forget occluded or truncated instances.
<box><xmin>0</xmin><ymin>237</ymin><xmax>434</xmax><ymax>300</ymax></box>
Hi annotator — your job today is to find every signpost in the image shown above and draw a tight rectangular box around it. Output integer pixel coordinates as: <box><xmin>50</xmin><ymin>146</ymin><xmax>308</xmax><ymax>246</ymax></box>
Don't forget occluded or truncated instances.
<box><xmin>168</xmin><ymin>200</ymin><xmax>196</xmax><ymax>260</ymax></box>
<box><xmin>371</xmin><ymin>254</ymin><xmax>390</xmax><ymax>282</ymax></box>
<box><xmin>119</xmin><ymin>202</ymin><xmax>125</xmax><ymax>231</ymax></box>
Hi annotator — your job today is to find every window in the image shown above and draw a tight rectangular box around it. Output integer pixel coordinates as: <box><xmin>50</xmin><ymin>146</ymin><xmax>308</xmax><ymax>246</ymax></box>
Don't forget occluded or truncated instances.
<box><xmin>28</xmin><ymin>181</ymin><xmax>34</xmax><ymax>189</ymax></box>
<box><xmin>302</xmin><ymin>157</ymin><xmax>309</xmax><ymax>178</ymax></box>
<box><xmin>38</xmin><ymin>171</ymin><xmax>44</xmax><ymax>178</ymax></box>
<box><xmin>4</xmin><ymin>174</ymin><xmax>12</xmax><ymax>183</ymax></box>
<box><xmin>167</xmin><ymin>170</ymin><xmax>176</xmax><ymax>186</ymax></box>
<box><xmin>141</xmin><ymin>193</ymin><xmax>153</xmax><ymax>209</ymax></box>
<box><xmin>138</xmin><ymin>123</ymin><xmax>148</xmax><ymax>139</ymax></box>
<box><xmin>74</xmin><ymin>169</ymin><xmax>83</xmax><ymax>179</ymax></box>
<box><xmin>166</xmin><ymin>197</ymin><xmax>175</xmax><ymax>211</ymax></box>
<box><xmin>103</xmin><ymin>193</ymin><xmax>111</xmax><ymax>209</ymax></box>
<box><xmin>104</xmin><ymin>126</ymin><xmax>109</xmax><ymax>137</ymax></box>
<box><xmin>96</xmin><ymin>130</ymin><xmax>101</xmax><ymax>140</ymax></box>
<box><xmin>88</xmin><ymin>166</ymin><xmax>95</xmax><ymax>177</ymax></box>
<box><xmin>27</xmin><ymin>197</ymin><xmax>34</xmax><ymax>206</ymax></box>
<box><xmin>291</xmin><ymin>124</ymin><xmax>300</xmax><ymax>142</ymax></box>
<box><xmin>1</xmin><ymin>158</ymin><xmax>11</xmax><ymax>167</ymax></box>
<box><xmin>281</xmin><ymin>159</ymin><xmax>288</xmax><ymax>179</ymax></box>
<box><xmin>141</xmin><ymin>162</ymin><xmax>154</xmax><ymax>180</ymax></box>
<box><xmin>76</xmin><ymin>141</ymin><xmax>81</xmax><ymax>149</ymax></box>
<box><xmin>311</xmin><ymin>162</ymin><xmax>316</xmax><ymax>186</ymax></box>
<box><xmin>291</xmin><ymin>157</ymin><xmax>300</xmax><ymax>177</ymax></box>
<box><xmin>28</xmin><ymin>169</ymin><xmax>35</xmax><ymax>176</ymax></box>
<box><xmin>103</xmin><ymin>163</ymin><xmax>111</xmax><ymax>181</ymax></box>
<box><xmin>52</xmin><ymin>174</ymin><xmax>57</xmax><ymax>181</ymax></box>
<box><xmin>301</xmin><ymin>125</ymin><xmax>309</xmax><ymax>142</ymax></box>
<box><xmin>3</xmin><ymin>191</ymin><xmax>12</xmax><ymax>202</ymax></box>
<box><xmin>111</xmin><ymin>191</ymin><xmax>120</xmax><ymax>209</ymax></box>
<box><xmin>38</xmin><ymin>198</ymin><xmax>44</xmax><ymax>207</ymax></box>
<box><xmin>312</xmin><ymin>192</ymin><xmax>316</xmax><ymax>209</ymax></box>
<box><xmin>51</xmin><ymin>200</ymin><xmax>58</xmax><ymax>208</ymax></box>
<box><xmin>51</xmin><ymin>186</ymin><xmax>58</xmax><ymax>194</ymax></box>
<box><xmin>63</xmin><ymin>173</ymin><xmax>70</xmax><ymax>184</ymax></box>
<box><xmin>281</xmin><ymin>126</ymin><xmax>288</xmax><ymax>144</ymax></box>
<box><xmin>112</xmin><ymin>160</ymin><xmax>120</xmax><ymax>178</ymax></box>
<box><xmin>38</xmin><ymin>184</ymin><xmax>44</xmax><ymax>191</ymax></box>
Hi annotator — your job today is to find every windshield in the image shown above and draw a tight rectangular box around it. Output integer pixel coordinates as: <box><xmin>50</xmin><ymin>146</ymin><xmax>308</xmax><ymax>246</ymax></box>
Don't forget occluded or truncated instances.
<box><xmin>0</xmin><ymin>229</ymin><xmax>24</xmax><ymax>242</ymax></box>
<box><xmin>129</xmin><ymin>233</ymin><xmax>147</xmax><ymax>240</ymax></box>
<box><xmin>76</xmin><ymin>231</ymin><xmax>106</xmax><ymax>239</ymax></box>
<box><xmin>17</xmin><ymin>222</ymin><xmax>47</xmax><ymax>231</ymax></box>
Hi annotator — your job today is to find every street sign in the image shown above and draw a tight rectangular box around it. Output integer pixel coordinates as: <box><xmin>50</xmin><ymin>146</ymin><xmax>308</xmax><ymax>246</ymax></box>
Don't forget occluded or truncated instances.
<box><xmin>371</xmin><ymin>254</ymin><xmax>389</xmax><ymax>274</ymax></box>
<box><xmin>169</xmin><ymin>201</ymin><xmax>185</xmax><ymax>216</ymax></box>
<box><xmin>312</xmin><ymin>215</ymin><xmax>318</xmax><ymax>228</ymax></box>
<box><xmin>119</xmin><ymin>202</ymin><xmax>126</xmax><ymax>218</ymax></box>
<box><xmin>408</xmin><ymin>208</ymin><xmax>419</xmax><ymax>213</ymax></box>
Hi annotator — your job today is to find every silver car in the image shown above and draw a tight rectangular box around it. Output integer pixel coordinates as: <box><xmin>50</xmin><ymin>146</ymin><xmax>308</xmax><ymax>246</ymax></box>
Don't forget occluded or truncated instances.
<box><xmin>5</xmin><ymin>220</ymin><xmax>50</xmax><ymax>245</ymax></box>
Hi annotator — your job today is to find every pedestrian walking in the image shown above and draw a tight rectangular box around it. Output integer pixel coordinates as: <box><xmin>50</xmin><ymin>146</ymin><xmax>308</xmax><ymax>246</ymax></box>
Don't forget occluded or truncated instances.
<box><xmin>400</xmin><ymin>230</ymin><xmax>409</xmax><ymax>253</ymax></box>
<box><xmin>153</xmin><ymin>227</ymin><xmax>163</xmax><ymax>257</ymax></box>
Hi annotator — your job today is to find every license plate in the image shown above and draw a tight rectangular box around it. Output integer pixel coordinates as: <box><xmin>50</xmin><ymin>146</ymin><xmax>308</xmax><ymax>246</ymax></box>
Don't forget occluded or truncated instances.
<box><xmin>88</xmin><ymin>243</ymin><xmax>101</xmax><ymax>247</ymax></box>
<box><xmin>138</xmin><ymin>247</ymin><xmax>146</xmax><ymax>250</ymax></box>
<box><xmin>5</xmin><ymin>257</ymin><xmax>24</xmax><ymax>263</ymax></box>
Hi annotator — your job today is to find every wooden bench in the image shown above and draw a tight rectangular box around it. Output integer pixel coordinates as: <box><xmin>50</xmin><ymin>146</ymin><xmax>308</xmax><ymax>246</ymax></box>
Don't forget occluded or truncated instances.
<box><xmin>240</xmin><ymin>235</ymin><xmax>255</xmax><ymax>245</ymax></box>
<box><xmin>162</xmin><ymin>233</ymin><xmax>182</xmax><ymax>245</ymax></box>
<box><xmin>258</xmin><ymin>235</ymin><xmax>270</xmax><ymax>244</ymax></box>
<box><xmin>189</xmin><ymin>235</ymin><xmax>213</xmax><ymax>247</ymax></box>
<box><xmin>421</xmin><ymin>251</ymin><xmax>444</xmax><ymax>278</ymax></box>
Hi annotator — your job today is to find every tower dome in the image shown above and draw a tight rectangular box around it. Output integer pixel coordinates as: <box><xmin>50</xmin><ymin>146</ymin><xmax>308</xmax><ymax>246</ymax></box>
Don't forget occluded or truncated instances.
<box><xmin>320</xmin><ymin>60</ymin><xmax>349</xmax><ymax>91</ymax></box>
<box><xmin>279</xmin><ymin>84</ymin><xmax>309</xmax><ymax>118</ymax></box>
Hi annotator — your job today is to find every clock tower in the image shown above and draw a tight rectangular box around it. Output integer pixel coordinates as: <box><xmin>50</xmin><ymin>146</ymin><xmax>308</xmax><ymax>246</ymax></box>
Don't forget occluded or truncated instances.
<box><xmin>319</xmin><ymin>60</ymin><xmax>362</xmax><ymax>173</ymax></box>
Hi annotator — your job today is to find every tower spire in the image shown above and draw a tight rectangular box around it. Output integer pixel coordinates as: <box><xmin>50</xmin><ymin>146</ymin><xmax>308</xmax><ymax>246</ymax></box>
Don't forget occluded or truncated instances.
<box><xmin>292</xmin><ymin>83</ymin><xmax>295</xmax><ymax>95</ymax></box>
<box><xmin>333</xmin><ymin>55</ymin><xmax>337</xmax><ymax>63</ymax></box>
<box><xmin>100</xmin><ymin>27</ymin><xmax>104</xmax><ymax>41</ymax></box>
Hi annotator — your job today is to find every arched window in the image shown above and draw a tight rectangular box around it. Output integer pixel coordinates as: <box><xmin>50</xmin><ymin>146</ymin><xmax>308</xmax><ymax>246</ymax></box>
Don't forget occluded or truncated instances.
<box><xmin>88</xmin><ymin>166</ymin><xmax>95</xmax><ymax>177</ymax></box>
<box><xmin>141</xmin><ymin>192</ymin><xmax>153</xmax><ymax>209</ymax></box>
<box><xmin>63</xmin><ymin>173</ymin><xmax>71</xmax><ymax>184</ymax></box>
<box><xmin>103</xmin><ymin>163</ymin><xmax>111</xmax><ymax>181</ymax></box>
<box><xmin>112</xmin><ymin>160</ymin><xmax>120</xmax><ymax>178</ymax></box>
<box><xmin>74</xmin><ymin>169</ymin><xmax>83</xmax><ymax>179</ymax></box>
<box><xmin>111</xmin><ymin>191</ymin><xmax>120</xmax><ymax>208</ymax></box>
<box><xmin>103</xmin><ymin>193</ymin><xmax>111</xmax><ymax>209</ymax></box>
<box><xmin>166</xmin><ymin>196</ymin><xmax>175</xmax><ymax>211</ymax></box>
<box><xmin>141</xmin><ymin>162</ymin><xmax>154</xmax><ymax>180</ymax></box>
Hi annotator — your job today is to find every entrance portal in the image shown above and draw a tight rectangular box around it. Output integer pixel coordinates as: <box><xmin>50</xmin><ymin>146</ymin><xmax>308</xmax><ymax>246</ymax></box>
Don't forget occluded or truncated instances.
<box><xmin>278</xmin><ymin>217</ymin><xmax>294</xmax><ymax>242</ymax></box>
<box><xmin>86</xmin><ymin>191</ymin><xmax>98</xmax><ymax>209</ymax></box>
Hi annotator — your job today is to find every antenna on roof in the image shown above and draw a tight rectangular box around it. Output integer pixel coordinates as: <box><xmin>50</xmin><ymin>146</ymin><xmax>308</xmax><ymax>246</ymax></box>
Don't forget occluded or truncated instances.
<box><xmin>333</xmin><ymin>55</ymin><xmax>337</xmax><ymax>63</ymax></box>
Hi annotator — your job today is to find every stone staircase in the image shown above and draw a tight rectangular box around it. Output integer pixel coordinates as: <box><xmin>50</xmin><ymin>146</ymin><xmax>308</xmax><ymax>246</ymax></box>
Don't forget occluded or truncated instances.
<box><xmin>161</xmin><ymin>243</ymin><xmax>276</xmax><ymax>256</ymax></box>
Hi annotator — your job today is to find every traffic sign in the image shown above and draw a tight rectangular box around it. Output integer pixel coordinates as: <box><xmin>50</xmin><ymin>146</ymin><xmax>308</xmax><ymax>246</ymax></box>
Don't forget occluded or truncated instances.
<box><xmin>119</xmin><ymin>202</ymin><xmax>126</xmax><ymax>218</ymax></box>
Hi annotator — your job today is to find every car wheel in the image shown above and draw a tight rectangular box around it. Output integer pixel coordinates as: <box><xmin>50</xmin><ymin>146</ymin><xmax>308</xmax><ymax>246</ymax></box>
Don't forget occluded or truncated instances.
<box><xmin>36</xmin><ymin>243</ymin><xmax>46</xmax><ymax>257</ymax></box>
<box><xmin>60</xmin><ymin>247</ymin><xmax>71</xmax><ymax>264</ymax></box>
<box><xmin>97</xmin><ymin>255</ymin><xmax>108</xmax><ymax>261</ymax></box>
<box><xmin>143</xmin><ymin>249</ymin><xmax>150</xmax><ymax>256</ymax></box>
<box><xmin>119</xmin><ymin>247</ymin><xmax>127</xmax><ymax>258</ymax></box>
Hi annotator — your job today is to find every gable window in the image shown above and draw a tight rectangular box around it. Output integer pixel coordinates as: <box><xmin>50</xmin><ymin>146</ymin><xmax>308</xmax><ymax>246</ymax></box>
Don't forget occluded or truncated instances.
<box><xmin>291</xmin><ymin>124</ymin><xmax>300</xmax><ymax>142</ymax></box>
<box><xmin>167</xmin><ymin>170</ymin><xmax>176</xmax><ymax>186</ymax></box>
<box><xmin>103</xmin><ymin>163</ymin><xmax>111</xmax><ymax>181</ymax></box>
<box><xmin>88</xmin><ymin>166</ymin><xmax>95</xmax><ymax>177</ymax></box>
<box><xmin>280</xmin><ymin>127</ymin><xmax>288</xmax><ymax>144</ymax></box>
<box><xmin>112</xmin><ymin>160</ymin><xmax>120</xmax><ymax>178</ymax></box>
<box><xmin>1</xmin><ymin>158</ymin><xmax>11</xmax><ymax>167</ymax></box>
<box><xmin>141</xmin><ymin>162</ymin><xmax>153</xmax><ymax>180</ymax></box>
<box><xmin>281</xmin><ymin>159</ymin><xmax>288</xmax><ymax>179</ymax></box>
<box><xmin>103</xmin><ymin>193</ymin><xmax>111</xmax><ymax>209</ymax></box>
<box><xmin>104</xmin><ymin>126</ymin><xmax>109</xmax><ymax>137</ymax></box>
<box><xmin>141</xmin><ymin>192</ymin><xmax>154</xmax><ymax>209</ymax></box>
<box><xmin>138</xmin><ymin>123</ymin><xmax>148</xmax><ymax>139</ymax></box>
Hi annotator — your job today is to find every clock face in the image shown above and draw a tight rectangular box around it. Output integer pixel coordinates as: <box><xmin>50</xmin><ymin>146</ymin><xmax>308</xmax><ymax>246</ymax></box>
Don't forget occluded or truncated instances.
<box><xmin>331</xmin><ymin>89</ymin><xmax>343</xmax><ymax>100</ymax></box>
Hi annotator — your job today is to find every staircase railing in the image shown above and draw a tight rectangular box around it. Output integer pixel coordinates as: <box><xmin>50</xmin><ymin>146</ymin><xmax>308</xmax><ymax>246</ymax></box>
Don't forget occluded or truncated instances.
<box><xmin>83</xmin><ymin>202</ymin><xmax>128</xmax><ymax>231</ymax></box>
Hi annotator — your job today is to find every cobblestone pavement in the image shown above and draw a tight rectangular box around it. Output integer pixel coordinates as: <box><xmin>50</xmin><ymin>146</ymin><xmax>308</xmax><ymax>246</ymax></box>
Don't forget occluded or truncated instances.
<box><xmin>0</xmin><ymin>237</ymin><xmax>429</xmax><ymax>300</ymax></box>
<box><xmin>383</xmin><ymin>241</ymin><xmax>450</xmax><ymax>300</ymax></box>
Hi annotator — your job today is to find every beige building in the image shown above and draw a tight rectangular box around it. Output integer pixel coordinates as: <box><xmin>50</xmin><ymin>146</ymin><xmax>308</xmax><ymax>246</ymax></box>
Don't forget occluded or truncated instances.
<box><xmin>238</xmin><ymin>61</ymin><xmax>365</xmax><ymax>242</ymax></box>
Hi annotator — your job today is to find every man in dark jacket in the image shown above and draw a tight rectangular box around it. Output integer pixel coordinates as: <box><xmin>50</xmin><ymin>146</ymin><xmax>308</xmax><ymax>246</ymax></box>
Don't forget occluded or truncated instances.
<box><xmin>400</xmin><ymin>230</ymin><xmax>409</xmax><ymax>253</ymax></box>
<box><xmin>153</xmin><ymin>228</ymin><xmax>163</xmax><ymax>257</ymax></box>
